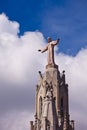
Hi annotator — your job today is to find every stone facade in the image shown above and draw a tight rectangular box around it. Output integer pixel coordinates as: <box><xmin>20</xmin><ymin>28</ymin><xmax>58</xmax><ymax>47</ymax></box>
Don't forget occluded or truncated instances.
<box><xmin>30</xmin><ymin>63</ymin><xmax>74</xmax><ymax>130</ymax></box>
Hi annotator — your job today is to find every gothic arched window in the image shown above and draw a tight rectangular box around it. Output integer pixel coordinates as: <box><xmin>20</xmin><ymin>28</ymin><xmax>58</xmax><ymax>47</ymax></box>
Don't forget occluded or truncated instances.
<box><xmin>39</xmin><ymin>96</ymin><xmax>42</xmax><ymax>118</ymax></box>
<box><xmin>61</xmin><ymin>97</ymin><xmax>64</xmax><ymax>117</ymax></box>
<box><xmin>61</xmin><ymin>98</ymin><xmax>63</xmax><ymax>108</ymax></box>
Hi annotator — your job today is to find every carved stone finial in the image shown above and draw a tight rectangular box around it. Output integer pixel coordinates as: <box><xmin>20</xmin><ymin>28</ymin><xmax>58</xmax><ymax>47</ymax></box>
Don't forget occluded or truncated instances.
<box><xmin>38</xmin><ymin>71</ymin><xmax>43</xmax><ymax>79</ymax></box>
<box><xmin>63</xmin><ymin>70</ymin><xmax>65</xmax><ymax>74</ymax></box>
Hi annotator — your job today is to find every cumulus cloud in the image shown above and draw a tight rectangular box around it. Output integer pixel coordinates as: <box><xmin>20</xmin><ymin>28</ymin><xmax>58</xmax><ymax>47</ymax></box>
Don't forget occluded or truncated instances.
<box><xmin>0</xmin><ymin>14</ymin><xmax>46</xmax><ymax>85</ymax></box>
<box><xmin>0</xmin><ymin>13</ymin><xmax>19</xmax><ymax>35</ymax></box>
<box><xmin>0</xmin><ymin>13</ymin><xmax>87</xmax><ymax>130</ymax></box>
<box><xmin>0</xmin><ymin>13</ymin><xmax>46</xmax><ymax>130</ymax></box>
<box><xmin>0</xmin><ymin>110</ymin><xmax>33</xmax><ymax>130</ymax></box>
<box><xmin>55</xmin><ymin>49</ymin><xmax>87</xmax><ymax>129</ymax></box>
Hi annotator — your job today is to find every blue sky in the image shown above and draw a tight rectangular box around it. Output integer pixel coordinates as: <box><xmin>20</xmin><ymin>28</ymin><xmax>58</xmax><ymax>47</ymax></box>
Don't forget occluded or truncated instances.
<box><xmin>0</xmin><ymin>0</ymin><xmax>87</xmax><ymax>55</ymax></box>
<box><xmin>0</xmin><ymin>1</ymin><xmax>87</xmax><ymax>130</ymax></box>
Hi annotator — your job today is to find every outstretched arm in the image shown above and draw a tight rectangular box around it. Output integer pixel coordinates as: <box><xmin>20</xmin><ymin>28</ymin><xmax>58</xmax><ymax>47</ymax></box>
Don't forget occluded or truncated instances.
<box><xmin>38</xmin><ymin>45</ymin><xmax>48</xmax><ymax>53</ymax></box>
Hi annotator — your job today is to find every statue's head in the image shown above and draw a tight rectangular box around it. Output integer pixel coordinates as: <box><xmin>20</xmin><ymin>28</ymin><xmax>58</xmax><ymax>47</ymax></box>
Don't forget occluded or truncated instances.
<box><xmin>47</xmin><ymin>37</ymin><xmax>52</xmax><ymax>43</ymax></box>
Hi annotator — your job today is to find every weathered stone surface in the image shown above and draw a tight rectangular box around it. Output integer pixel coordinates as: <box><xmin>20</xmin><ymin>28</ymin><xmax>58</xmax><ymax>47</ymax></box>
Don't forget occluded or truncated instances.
<box><xmin>30</xmin><ymin>37</ymin><xmax>74</xmax><ymax>130</ymax></box>
<box><xmin>38</xmin><ymin>38</ymin><xmax>60</xmax><ymax>65</ymax></box>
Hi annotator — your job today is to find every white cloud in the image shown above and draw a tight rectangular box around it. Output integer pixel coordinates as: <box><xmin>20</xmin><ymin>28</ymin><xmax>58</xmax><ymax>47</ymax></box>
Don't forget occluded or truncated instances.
<box><xmin>0</xmin><ymin>13</ymin><xmax>19</xmax><ymax>35</ymax></box>
<box><xmin>0</xmin><ymin>110</ymin><xmax>34</xmax><ymax>130</ymax></box>
<box><xmin>55</xmin><ymin>49</ymin><xmax>87</xmax><ymax>129</ymax></box>
<box><xmin>0</xmin><ymin>14</ymin><xmax>46</xmax><ymax>85</ymax></box>
<box><xmin>0</xmin><ymin>13</ymin><xmax>87</xmax><ymax>130</ymax></box>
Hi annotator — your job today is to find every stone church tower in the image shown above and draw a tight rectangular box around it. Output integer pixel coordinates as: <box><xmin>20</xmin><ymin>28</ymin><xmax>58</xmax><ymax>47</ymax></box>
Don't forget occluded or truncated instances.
<box><xmin>30</xmin><ymin>38</ymin><xmax>74</xmax><ymax>130</ymax></box>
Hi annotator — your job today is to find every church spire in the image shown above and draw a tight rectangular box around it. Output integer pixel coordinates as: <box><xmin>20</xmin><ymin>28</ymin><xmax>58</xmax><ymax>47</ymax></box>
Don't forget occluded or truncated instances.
<box><xmin>30</xmin><ymin>37</ymin><xmax>74</xmax><ymax>130</ymax></box>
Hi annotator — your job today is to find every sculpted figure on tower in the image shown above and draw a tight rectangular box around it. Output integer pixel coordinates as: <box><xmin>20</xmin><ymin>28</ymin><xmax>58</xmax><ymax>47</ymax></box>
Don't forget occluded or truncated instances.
<box><xmin>38</xmin><ymin>37</ymin><xmax>60</xmax><ymax>65</ymax></box>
